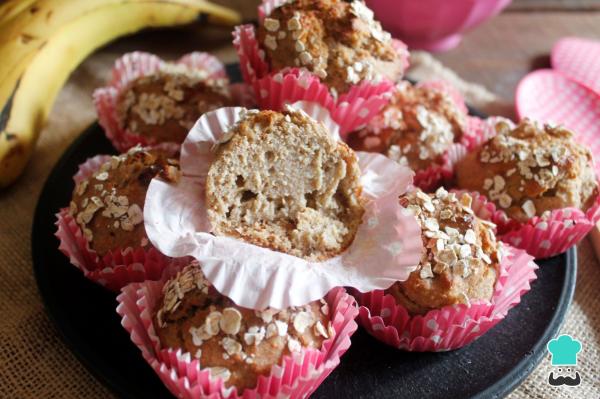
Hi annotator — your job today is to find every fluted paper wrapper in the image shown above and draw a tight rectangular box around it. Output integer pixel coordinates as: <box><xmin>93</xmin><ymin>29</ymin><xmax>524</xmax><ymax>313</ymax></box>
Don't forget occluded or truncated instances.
<box><xmin>54</xmin><ymin>155</ymin><xmax>170</xmax><ymax>291</ymax></box>
<box><xmin>94</xmin><ymin>51</ymin><xmax>253</xmax><ymax>153</ymax></box>
<box><xmin>116</xmin><ymin>265</ymin><xmax>359</xmax><ymax>399</ymax></box>
<box><xmin>461</xmin><ymin>116</ymin><xmax>516</xmax><ymax>151</ymax></box>
<box><xmin>355</xmin><ymin>245</ymin><xmax>538</xmax><ymax>351</ymax></box>
<box><xmin>233</xmin><ymin>20</ymin><xmax>409</xmax><ymax>137</ymax></box>
<box><xmin>473</xmin><ymin>189</ymin><xmax>600</xmax><ymax>259</ymax></box>
<box><xmin>144</xmin><ymin>103</ymin><xmax>422</xmax><ymax>310</ymax></box>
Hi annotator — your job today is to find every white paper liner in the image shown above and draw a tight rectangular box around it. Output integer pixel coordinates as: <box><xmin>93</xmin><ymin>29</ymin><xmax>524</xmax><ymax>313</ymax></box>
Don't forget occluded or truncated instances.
<box><xmin>144</xmin><ymin>103</ymin><xmax>422</xmax><ymax>310</ymax></box>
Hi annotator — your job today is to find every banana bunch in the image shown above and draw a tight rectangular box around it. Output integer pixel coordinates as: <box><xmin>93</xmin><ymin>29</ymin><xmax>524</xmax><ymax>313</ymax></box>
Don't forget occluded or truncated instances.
<box><xmin>0</xmin><ymin>0</ymin><xmax>241</xmax><ymax>188</ymax></box>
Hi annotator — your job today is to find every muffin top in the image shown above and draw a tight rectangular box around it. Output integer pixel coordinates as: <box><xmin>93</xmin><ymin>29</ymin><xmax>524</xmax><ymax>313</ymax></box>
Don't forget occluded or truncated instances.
<box><xmin>69</xmin><ymin>147</ymin><xmax>179</xmax><ymax>256</ymax></box>
<box><xmin>117</xmin><ymin>64</ymin><xmax>232</xmax><ymax>145</ymax></box>
<box><xmin>257</xmin><ymin>0</ymin><xmax>404</xmax><ymax>95</ymax></box>
<box><xmin>154</xmin><ymin>262</ymin><xmax>332</xmax><ymax>392</ymax></box>
<box><xmin>205</xmin><ymin>108</ymin><xmax>365</xmax><ymax>261</ymax></box>
<box><xmin>348</xmin><ymin>81</ymin><xmax>466</xmax><ymax>172</ymax></box>
<box><xmin>387</xmin><ymin>188</ymin><xmax>501</xmax><ymax>315</ymax></box>
<box><xmin>455</xmin><ymin>119</ymin><xmax>598</xmax><ymax>222</ymax></box>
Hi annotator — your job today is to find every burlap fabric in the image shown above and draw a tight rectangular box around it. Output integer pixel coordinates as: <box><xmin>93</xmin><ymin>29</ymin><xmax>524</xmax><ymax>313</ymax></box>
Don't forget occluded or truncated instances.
<box><xmin>0</xmin><ymin>37</ymin><xmax>598</xmax><ymax>399</ymax></box>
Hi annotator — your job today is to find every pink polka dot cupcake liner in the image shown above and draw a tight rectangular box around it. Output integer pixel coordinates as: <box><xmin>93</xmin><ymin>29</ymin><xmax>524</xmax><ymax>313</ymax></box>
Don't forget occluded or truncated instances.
<box><xmin>434</xmin><ymin>116</ymin><xmax>502</xmax><ymax>191</ymax></box>
<box><xmin>54</xmin><ymin>155</ymin><xmax>171</xmax><ymax>291</ymax></box>
<box><xmin>461</xmin><ymin>116</ymin><xmax>515</xmax><ymax>151</ymax></box>
<box><xmin>465</xmin><ymin>186</ymin><xmax>600</xmax><ymax>259</ymax></box>
<box><xmin>233</xmin><ymin>22</ymin><xmax>409</xmax><ymax>138</ymax></box>
<box><xmin>93</xmin><ymin>51</ymin><xmax>252</xmax><ymax>153</ymax></box>
<box><xmin>116</xmin><ymin>264</ymin><xmax>359</xmax><ymax>399</ymax></box>
<box><xmin>411</xmin><ymin>142</ymin><xmax>465</xmax><ymax>192</ymax></box>
<box><xmin>354</xmin><ymin>245</ymin><xmax>538</xmax><ymax>352</ymax></box>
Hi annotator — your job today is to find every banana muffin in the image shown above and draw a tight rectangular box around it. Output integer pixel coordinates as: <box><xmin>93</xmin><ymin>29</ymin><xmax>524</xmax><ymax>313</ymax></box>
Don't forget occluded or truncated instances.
<box><xmin>153</xmin><ymin>262</ymin><xmax>333</xmax><ymax>392</ymax></box>
<box><xmin>69</xmin><ymin>146</ymin><xmax>179</xmax><ymax>256</ymax></box>
<box><xmin>387</xmin><ymin>187</ymin><xmax>501</xmax><ymax>315</ymax></box>
<box><xmin>455</xmin><ymin>119</ymin><xmax>598</xmax><ymax>222</ymax></box>
<box><xmin>256</xmin><ymin>0</ymin><xmax>406</xmax><ymax>95</ymax></box>
<box><xmin>348</xmin><ymin>81</ymin><xmax>466</xmax><ymax>172</ymax></box>
<box><xmin>205</xmin><ymin>108</ymin><xmax>365</xmax><ymax>261</ymax></box>
<box><xmin>116</xmin><ymin>64</ymin><xmax>232</xmax><ymax>145</ymax></box>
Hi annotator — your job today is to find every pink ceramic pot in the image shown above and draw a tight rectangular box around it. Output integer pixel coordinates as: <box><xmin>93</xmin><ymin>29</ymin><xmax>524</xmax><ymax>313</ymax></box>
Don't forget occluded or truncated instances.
<box><xmin>366</xmin><ymin>0</ymin><xmax>512</xmax><ymax>52</ymax></box>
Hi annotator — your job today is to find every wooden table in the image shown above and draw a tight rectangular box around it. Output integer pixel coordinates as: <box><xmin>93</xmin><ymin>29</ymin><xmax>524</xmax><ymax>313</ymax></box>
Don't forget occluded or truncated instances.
<box><xmin>437</xmin><ymin>0</ymin><xmax>600</xmax><ymax>105</ymax></box>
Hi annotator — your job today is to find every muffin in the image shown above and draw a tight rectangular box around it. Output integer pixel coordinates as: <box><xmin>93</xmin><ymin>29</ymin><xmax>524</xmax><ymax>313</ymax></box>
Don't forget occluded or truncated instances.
<box><xmin>68</xmin><ymin>146</ymin><xmax>179</xmax><ymax>256</ymax></box>
<box><xmin>116</xmin><ymin>63</ymin><xmax>232</xmax><ymax>146</ymax></box>
<box><xmin>256</xmin><ymin>0</ymin><xmax>405</xmax><ymax>95</ymax></box>
<box><xmin>455</xmin><ymin>119</ymin><xmax>598</xmax><ymax>223</ymax></box>
<box><xmin>153</xmin><ymin>262</ymin><xmax>333</xmax><ymax>392</ymax></box>
<box><xmin>348</xmin><ymin>81</ymin><xmax>466</xmax><ymax>172</ymax></box>
<box><xmin>205</xmin><ymin>108</ymin><xmax>365</xmax><ymax>261</ymax></box>
<box><xmin>387</xmin><ymin>187</ymin><xmax>501</xmax><ymax>315</ymax></box>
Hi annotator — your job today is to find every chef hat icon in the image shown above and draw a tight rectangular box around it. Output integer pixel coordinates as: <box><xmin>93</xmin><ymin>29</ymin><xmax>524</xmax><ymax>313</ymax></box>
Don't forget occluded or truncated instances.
<box><xmin>547</xmin><ymin>335</ymin><xmax>582</xmax><ymax>366</ymax></box>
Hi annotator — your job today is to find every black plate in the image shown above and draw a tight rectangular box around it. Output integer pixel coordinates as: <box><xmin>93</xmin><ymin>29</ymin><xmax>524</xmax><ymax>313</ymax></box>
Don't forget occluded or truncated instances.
<box><xmin>32</xmin><ymin>64</ymin><xmax>576</xmax><ymax>399</ymax></box>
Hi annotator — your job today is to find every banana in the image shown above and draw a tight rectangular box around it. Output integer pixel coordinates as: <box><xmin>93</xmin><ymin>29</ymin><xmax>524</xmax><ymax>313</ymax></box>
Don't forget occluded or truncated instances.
<box><xmin>0</xmin><ymin>0</ymin><xmax>38</xmax><ymax>27</ymax></box>
<box><xmin>0</xmin><ymin>0</ymin><xmax>240</xmax><ymax>106</ymax></box>
<box><xmin>0</xmin><ymin>0</ymin><xmax>241</xmax><ymax>187</ymax></box>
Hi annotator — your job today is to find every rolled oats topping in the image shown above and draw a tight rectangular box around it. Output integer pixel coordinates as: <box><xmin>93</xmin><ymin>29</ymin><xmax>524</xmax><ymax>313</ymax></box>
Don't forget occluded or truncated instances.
<box><xmin>70</xmin><ymin>146</ymin><xmax>179</xmax><ymax>253</ymax></box>
<box><xmin>258</xmin><ymin>0</ymin><xmax>405</xmax><ymax>94</ymax></box>
<box><xmin>313</xmin><ymin>320</ymin><xmax>329</xmax><ymax>338</ymax></box>
<box><xmin>158</xmin><ymin>263</ymin><xmax>210</xmax><ymax>326</ymax></box>
<box><xmin>401</xmin><ymin>187</ymin><xmax>501</xmax><ymax>281</ymax></box>
<box><xmin>388</xmin><ymin>188</ymin><xmax>501</xmax><ymax>315</ymax></box>
<box><xmin>116</xmin><ymin>62</ymin><xmax>232</xmax><ymax>145</ymax></box>
<box><xmin>220</xmin><ymin>308</ymin><xmax>243</xmax><ymax>335</ymax></box>
<box><xmin>263</xmin><ymin>17</ymin><xmax>280</xmax><ymax>32</ymax></box>
<box><xmin>153</xmin><ymin>263</ymin><xmax>335</xmax><ymax>391</ymax></box>
<box><xmin>208</xmin><ymin>367</ymin><xmax>231</xmax><ymax>382</ymax></box>
<box><xmin>349</xmin><ymin>81</ymin><xmax>466</xmax><ymax>172</ymax></box>
<box><xmin>457</xmin><ymin>118</ymin><xmax>598</xmax><ymax>222</ymax></box>
<box><xmin>292</xmin><ymin>311</ymin><xmax>314</xmax><ymax>333</ymax></box>
<box><xmin>119</xmin><ymin>70</ymin><xmax>228</xmax><ymax>129</ymax></box>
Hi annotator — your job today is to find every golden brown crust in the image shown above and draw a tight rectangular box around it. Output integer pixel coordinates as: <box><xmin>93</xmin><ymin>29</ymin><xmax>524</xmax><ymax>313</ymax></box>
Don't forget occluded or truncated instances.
<box><xmin>153</xmin><ymin>263</ymin><xmax>333</xmax><ymax>392</ymax></box>
<box><xmin>257</xmin><ymin>0</ymin><xmax>403</xmax><ymax>94</ymax></box>
<box><xmin>117</xmin><ymin>65</ymin><xmax>232</xmax><ymax>145</ymax></box>
<box><xmin>205</xmin><ymin>108</ymin><xmax>365</xmax><ymax>261</ymax></box>
<box><xmin>69</xmin><ymin>147</ymin><xmax>179</xmax><ymax>256</ymax></box>
<box><xmin>455</xmin><ymin>119</ymin><xmax>598</xmax><ymax>222</ymax></box>
<box><xmin>386</xmin><ymin>188</ymin><xmax>500</xmax><ymax>315</ymax></box>
<box><xmin>348</xmin><ymin>82</ymin><xmax>466</xmax><ymax>172</ymax></box>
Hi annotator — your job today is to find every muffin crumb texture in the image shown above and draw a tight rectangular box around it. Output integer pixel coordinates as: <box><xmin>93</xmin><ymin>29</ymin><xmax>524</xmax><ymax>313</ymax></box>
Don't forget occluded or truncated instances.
<box><xmin>117</xmin><ymin>63</ymin><xmax>231</xmax><ymax>145</ymax></box>
<box><xmin>206</xmin><ymin>108</ymin><xmax>364</xmax><ymax>261</ymax></box>
<box><xmin>257</xmin><ymin>0</ymin><xmax>404</xmax><ymax>94</ymax></box>
<box><xmin>387</xmin><ymin>188</ymin><xmax>501</xmax><ymax>315</ymax></box>
<box><xmin>349</xmin><ymin>81</ymin><xmax>466</xmax><ymax>172</ymax></box>
<box><xmin>69</xmin><ymin>147</ymin><xmax>179</xmax><ymax>255</ymax></box>
<box><xmin>456</xmin><ymin>119</ymin><xmax>598</xmax><ymax>222</ymax></box>
<box><xmin>154</xmin><ymin>263</ymin><xmax>333</xmax><ymax>392</ymax></box>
